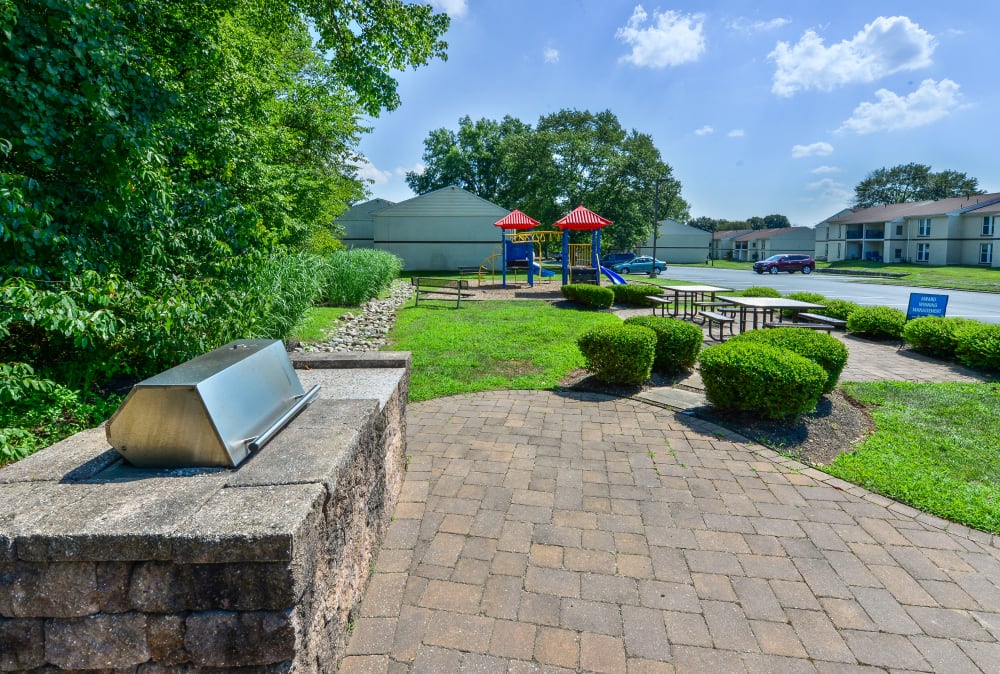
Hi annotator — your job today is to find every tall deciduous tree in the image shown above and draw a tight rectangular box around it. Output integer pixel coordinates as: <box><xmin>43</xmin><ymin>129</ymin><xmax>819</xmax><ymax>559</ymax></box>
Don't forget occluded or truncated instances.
<box><xmin>854</xmin><ymin>163</ymin><xmax>983</xmax><ymax>208</ymax></box>
<box><xmin>408</xmin><ymin>109</ymin><xmax>688</xmax><ymax>252</ymax></box>
<box><xmin>0</xmin><ymin>0</ymin><xmax>448</xmax><ymax>383</ymax></box>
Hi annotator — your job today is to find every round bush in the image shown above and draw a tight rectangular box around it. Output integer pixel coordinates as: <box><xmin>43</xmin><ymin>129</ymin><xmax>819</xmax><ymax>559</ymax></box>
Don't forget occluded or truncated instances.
<box><xmin>739</xmin><ymin>286</ymin><xmax>782</xmax><ymax>298</ymax></box>
<box><xmin>562</xmin><ymin>284</ymin><xmax>615</xmax><ymax>309</ymax></box>
<box><xmin>577</xmin><ymin>324</ymin><xmax>656</xmax><ymax>384</ymax></box>
<box><xmin>818</xmin><ymin>299</ymin><xmax>861</xmax><ymax>321</ymax></box>
<box><xmin>698</xmin><ymin>342</ymin><xmax>827</xmax><ymax>419</ymax></box>
<box><xmin>903</xmin><ymin>316</ymin><xmax>972</xmax><ymax>359</ymax></box>
<box><xmin>846</xmin><ymin>305</ymin><xmax>907</xmax><ymax>340</ymax></box>
<box><xmin>610</xmin><ymin>283</ymin><xmax>665</xmax><ymax>307</ymax></box>
<box><xmin>955</xmin><ymin>322</ymin><xmax>1000</xmax><ymax>372</ymax></box>
<box><xmin>624</xmin><ymin>315</ymin><xmax>702</xmax><ymax>374</ymax></box>
<box><xmin>782</xmin><ymin>292</ymin><xmax>827</xmax><ymax>319</ymax></box>
<box><xmin>730</xmin><ymin>327</ymin><xmax>847</xmax><ymax>392</ymax></box>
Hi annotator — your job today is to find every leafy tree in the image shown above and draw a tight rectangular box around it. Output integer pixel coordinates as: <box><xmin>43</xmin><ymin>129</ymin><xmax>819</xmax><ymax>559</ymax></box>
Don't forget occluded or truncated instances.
<box><xmin>409</xmin><ymin>109</ymin><xmax>687</xmax><ymax>252</ymax></box>
<box><xmin>854</xmin><ymin>163</ymin><xmax>983</xmax><ymax>208</ymax></box>
<box><xmin>763</xmin><ymin>214</ymin><xmax>791</xmax><ymax>229</ymax></box>
<box><xmin>0</xmin><ymin>0</ymin><xmax>449</xmax><ymax>457</ymax></box>
<box><xmin>406</xmin><ymin>115</ymin><xmax>530</xmax><ymax>201</ymax></box>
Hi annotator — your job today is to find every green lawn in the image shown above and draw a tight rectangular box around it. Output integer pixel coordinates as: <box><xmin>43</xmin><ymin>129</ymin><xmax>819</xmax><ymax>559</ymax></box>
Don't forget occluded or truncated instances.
<box><xmin>825</xmin><ymin>261</ymin><xmax>1000</xmax><ymax>292</ymax></box>
<box><xmin>385</xmin><ymin>300</ymin><xmax>620</xmax><ymax>401</ymax></box>
<box><xmin>834</xmin><ymin>381</ymin><xmax>1000</xmax><ymax>533</ymax></box>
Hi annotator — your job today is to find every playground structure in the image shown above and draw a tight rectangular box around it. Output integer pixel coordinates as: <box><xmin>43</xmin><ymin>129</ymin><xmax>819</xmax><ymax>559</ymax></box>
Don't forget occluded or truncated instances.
<box><xmin>489</xmin><ymin>207</ymin><xmax>626</xmax><ymax>288</ymax></box>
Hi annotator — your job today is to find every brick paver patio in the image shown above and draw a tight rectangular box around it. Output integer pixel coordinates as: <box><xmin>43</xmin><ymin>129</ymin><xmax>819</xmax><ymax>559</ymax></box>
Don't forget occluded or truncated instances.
<box><xmin>341</xmin><ymin>335</ymin><xmax>1000</xmax><ymax>673</ymax></box>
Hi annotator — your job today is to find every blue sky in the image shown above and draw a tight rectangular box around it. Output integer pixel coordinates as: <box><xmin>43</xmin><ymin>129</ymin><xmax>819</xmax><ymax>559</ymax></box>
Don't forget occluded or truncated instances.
<box><xmin>355</xmin><ymin>1</ymin><xmax>999</xmax><ymax>227</ymax></box>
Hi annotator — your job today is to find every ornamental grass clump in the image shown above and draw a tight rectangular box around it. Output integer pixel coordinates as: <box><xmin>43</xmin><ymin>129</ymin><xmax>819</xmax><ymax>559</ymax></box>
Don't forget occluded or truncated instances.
<box><xmin>577</xmin><ymin>324</ymin><xmax>656</xmax><ymax>384</ymax></box>
<box><xmin>902</xmin><ymin>316</ymin><xmax>972</xmax><ymax>360</ymax></box>
<box><xmin>955</xmin><ymin>322</ymin><xmax>1000</xmax><ymax>372</ymax></box>
<box><xmin>610</xmin><ymin>283</ymin><xmax>665</xmax><ymax>307</ymax></box>
<box><xmin>846</xmin><ymin>306</ymin><xmax>907</xmax><ymax>340</ymax></box>
<box><xmin>623</xmin><ymin>315</ymin><xmax>702</xmax><ymax>374</ymax></box>
<box><xmin>730</xmin><ymin>327</ymin><xmax>848</xmax><ymax>392</ymax></box>
<box><xmin>698</xmin><ymin>341</ymin><xmax>827</xmax><ymax>419</ymax></box>
<box><xmin>561</xmin><ymin>284</ymin><xmax>615</xmax><ymax>309</ymax></box>
<box><xmin>319</xmin><ymin>249</ymin><xmax>402</xmax><ymax>306</ymax></box>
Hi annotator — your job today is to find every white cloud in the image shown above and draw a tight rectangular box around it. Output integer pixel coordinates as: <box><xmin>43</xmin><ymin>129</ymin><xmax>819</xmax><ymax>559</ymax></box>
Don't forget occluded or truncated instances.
<box><xmin>769</xmin><ymin>16</ymin><xmax>936</xmax><ymax>96</ymax></box>
<box><xmin>838</xmin><ymin>78</ymin><xmax>960</xmax><ymax>134</ymax></box>
<box><xmin>807</xmin><ymin>177</ymin><xmax>852</xmax><ymax>202</ymax></box>
<box><xmin>429</xmin><ymin>0</ymin><xmax>467</xmax><ymax>18</ymax></box>
<box><xmin>727</xmin><ymin>129</ymin><xmax>745</xmax><ymax>138</ymax></box>
<box><xmin>811</xmin><ymin>165</ymin><xmax>841</xmax><ymax>174</ymax></box>
<box><xmin>694</xmin><ymin>125</ymin><xmax>714</xmax><ymax>136</ymax></box>
<box><xmin>729</xmin><ymin>17</ymin><xmax>790</xmax><ymax>34</ymax></box>
<box><xmin>353</xmin><ymin>156</ymin><xmax>392</xmax><ymax>186</ymax></box>
<box><xmin>544</xmin><ymin>47</ymin><xmax>559</xmax><ymax>64</ymax></box>
<box><xmin>791</xmin><ymin>141</ymin><xmax>833</xmax><ymax>158</ymax></box>
<box><xmin>616</xmin><ymin>6</ymin><xmax>706</xmax><ymax>68</ymax></box>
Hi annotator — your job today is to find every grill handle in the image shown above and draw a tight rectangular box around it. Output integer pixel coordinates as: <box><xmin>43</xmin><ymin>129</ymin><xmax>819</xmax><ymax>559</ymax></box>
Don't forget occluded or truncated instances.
<box><xmin>247</xmin><ymin>385</ymin><xmax>321</xmax><ymax>453</ymax></box>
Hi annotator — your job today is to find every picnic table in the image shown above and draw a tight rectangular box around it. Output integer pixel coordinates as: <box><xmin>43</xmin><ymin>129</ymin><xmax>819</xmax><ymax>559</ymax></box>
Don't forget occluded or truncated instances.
<box><xmin>715</xmin><ymin>296</ymin><xmax>825</xmax><ymax>332</ymax></box>
<box><xmin>657</xmin><ymin>285</ymin><xmax>732</xmax><ymax>319</ymax></box>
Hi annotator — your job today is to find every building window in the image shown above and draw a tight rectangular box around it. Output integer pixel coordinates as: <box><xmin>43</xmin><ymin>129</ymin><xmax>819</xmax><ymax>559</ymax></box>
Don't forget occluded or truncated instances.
<box><xmin>895</xmin><ymin>223</ymin><xmax>903</xmax><ymax>236</ymax></box>
<box><xmin>917</xmin><ymin>243</ymin><xmax>930</xmax><ymax>262</ymax></box>
<box><xmin>981</xmin><ymin>243</ymin><xmax>993</xmax><ymax>265</ymax></box>
<box><xmin>918</xmin><ymin>218</ymin><xmax>931</xmax><ymax>237</ymax></box>
<box><xmin>894</xmin><ymin>248</ymin><xmax>902</xmax><ymax>261</ymax></box>
<box><xmin>983</xmin><ymin>216</ymin><xmax>996</xmax><ymax>237</ymax></box>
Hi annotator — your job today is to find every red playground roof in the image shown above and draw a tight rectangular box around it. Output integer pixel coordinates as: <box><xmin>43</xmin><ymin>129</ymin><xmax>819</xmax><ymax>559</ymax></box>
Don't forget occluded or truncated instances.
<box><xmin>494</xmin><ymin>209</ymin><xmax>541</xmax><ymax>230</ymax></box>
<box><xmin>553</xmin><ymin>205</ymin><xmax>613</xmax><ymax>230</ymax></box>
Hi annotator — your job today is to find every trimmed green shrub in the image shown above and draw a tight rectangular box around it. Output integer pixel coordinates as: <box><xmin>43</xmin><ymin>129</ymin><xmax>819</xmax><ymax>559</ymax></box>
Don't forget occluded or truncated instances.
<box><xmin>698</xmin><ymin>342</ymin><xmax>827</xmax><ymax>419</ymax></box>
<box><xmin>624</xmin><ymin>315</ymin><xmax>702</xmax><ymax>374</ymax></box>
<box><xmin>955</xmin><ymin>323</ymin><xmax>1000</xmax><ymax>372</ymax></box>
<box><xmin>782</xmin><ymin>292</ymin><xmax>828</xmax><ymax>319</ymax></box>
<box><xmin>319</xmin><ymin>249</ymin><xmax>402</xmax><ymax>306</ymax></box>
<box><xmin>817</xmin><ymin>299</ymin><xmax>861</xmax><ymax>321</ymax></box>
<box><xmin>562</xmin><ymin>284</ymin><xmax>615</xmax><ymax>309</ymax></box>
<box><xmin>846</xmin><ymin>306</ymin><xmax>907</xmax><ymax>340</ymax></box>
<box><xmin>610</xmin><ymin>283</ymin><xmax>665</xmax><ymax>307</ymax></box>
<box><xmin>739</xmin><ymin>286</ymin><xmax>782</xmax><ymax>298</ymax></box>
<box><xmin>730</xmin><ymin>327</ymin><xmax>848</xmax><ymax>392</ymax></box>
<box><xmin>903</xmin><ymin>316</ymin><xmax>972</xmax><ymax>359</ymax></box>
<box><xmin>577</xmin><ymin>324</ymin><xmax>656</xmax><ymax>384</ymax></box>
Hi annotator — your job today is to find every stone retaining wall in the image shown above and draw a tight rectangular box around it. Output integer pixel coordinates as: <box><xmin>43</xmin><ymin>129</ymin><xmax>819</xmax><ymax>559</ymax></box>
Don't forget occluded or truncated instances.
<box><xmin>0</xmin><ymin>351</ymin><xmax>410</xmax><ymax>672</ymax></box>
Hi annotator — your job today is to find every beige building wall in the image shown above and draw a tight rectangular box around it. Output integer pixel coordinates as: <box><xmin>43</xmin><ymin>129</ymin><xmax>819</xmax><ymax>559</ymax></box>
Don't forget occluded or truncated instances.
<box><xmin>372</xmin><ymin>186</ymin><xmax>509</xmax><ymax>270</ymax></box>
<box><xmin>637</xmin><ymin>219</ymin><xmax>711</xmax><ymax>263</ymax></box>
<box><xmin>337</xmin><ymin>198</ymin><xmax>393</xmax><ymax>249</ymax></box>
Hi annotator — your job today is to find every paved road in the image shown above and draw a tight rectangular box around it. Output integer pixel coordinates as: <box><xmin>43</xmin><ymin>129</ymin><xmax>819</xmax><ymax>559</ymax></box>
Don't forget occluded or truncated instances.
<box><xmin>649</xmin><ymin>266</ymin><xmax>1000</xmax><ymax>324</ymax></box>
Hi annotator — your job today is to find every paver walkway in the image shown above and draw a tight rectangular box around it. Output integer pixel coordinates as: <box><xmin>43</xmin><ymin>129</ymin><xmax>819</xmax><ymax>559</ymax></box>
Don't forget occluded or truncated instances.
<box><xmin>341</xmin><ymin>334</ymin><xmax>1000</xmax><ymax>673</ymax></box>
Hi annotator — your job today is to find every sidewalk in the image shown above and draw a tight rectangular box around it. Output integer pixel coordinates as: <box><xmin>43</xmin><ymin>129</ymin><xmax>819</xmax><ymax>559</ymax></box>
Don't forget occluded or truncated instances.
<box><xmin>340</xmin><ymin>328</ymin><xmax>1000</xmax><ymax>673</ymax></box>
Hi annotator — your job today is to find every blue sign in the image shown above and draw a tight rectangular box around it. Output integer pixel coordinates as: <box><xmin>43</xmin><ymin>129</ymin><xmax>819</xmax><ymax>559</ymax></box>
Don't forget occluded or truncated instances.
<box><xmin>906</xmin><ymin>293</ymin><xmax>948</xmax><ymax>320</ymax></box>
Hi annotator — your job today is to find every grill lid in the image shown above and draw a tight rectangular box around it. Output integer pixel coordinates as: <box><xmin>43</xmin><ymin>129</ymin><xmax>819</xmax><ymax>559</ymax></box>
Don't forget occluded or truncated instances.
<box><xmin>106</xmin><ymin>339</ymin><xmax>318</xmax><ymax>468</ymax></box>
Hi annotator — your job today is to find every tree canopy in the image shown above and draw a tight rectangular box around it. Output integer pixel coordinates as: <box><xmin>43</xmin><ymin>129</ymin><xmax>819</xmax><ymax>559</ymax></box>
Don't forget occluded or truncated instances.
<box><xmin>0</xmin><ymin>0</ymin><xmax>448</xmax><ymax>388</ymax></box>
<box><xmin>406</xmin><ymin>110</ymin><xmax>688</xmax><ymax>252</ymax></box>
<box><xmin>688</xmin><ymin>214</ymin><xmax>792</xmax><ymax>232</ymax></box>
<box><xmin>853</xmin><ymin>163</ymin><xmax>984</xmax><ymax>208</ymax></box>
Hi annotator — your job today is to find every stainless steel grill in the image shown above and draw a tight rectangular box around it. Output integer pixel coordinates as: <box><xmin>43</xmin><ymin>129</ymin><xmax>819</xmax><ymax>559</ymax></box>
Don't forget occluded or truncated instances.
<box><xmin>106</xmin><ymin>339</ymin><xmax>319</xmax><ymax>468</ymax></box>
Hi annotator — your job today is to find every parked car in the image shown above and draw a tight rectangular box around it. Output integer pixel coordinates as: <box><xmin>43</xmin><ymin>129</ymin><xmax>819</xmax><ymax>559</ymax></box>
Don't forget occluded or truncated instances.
<box><xmin>611</xmin><ymin>256</ymin><xmax>666</xmax><ymax>274</ymax></box>
<box><xmin>753</xmin><ymin>254</ymin><xmax>815</xmax><ymax>274</ymax></box>
<box><xmin>601</xmin><ymin>252</ymin><xmax>636</xmax><ymax>266</ymax></box>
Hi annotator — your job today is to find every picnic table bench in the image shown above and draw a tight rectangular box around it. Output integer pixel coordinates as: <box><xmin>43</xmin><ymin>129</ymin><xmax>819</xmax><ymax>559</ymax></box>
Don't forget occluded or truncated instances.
<box><xmin>763</xmin><ymin>321</ymin><xmax>834</xmax><ymax>333</ymax></box>
<box><xmin>412</xmin><ymin>277</ymin><xmax>472</xmax><ymax>308</ymax></box>
<box><xmin>457</xmin><ymin>266</ymin><xmax>481</xmax><ymax>275</ymax></box>
<box><xmin>648</xmin><ymin>295</ymin><xmax>673</xmax><ymax>317</ymax></box>
<box><xmin>698</xmin><ymin>310</ymin><xmax>735</xmax><ymax>341</ymax></box>
<box><xmin>795</xmin><ymin>312</ymin><xmax>847</xmax><ymax>329</ymax></box>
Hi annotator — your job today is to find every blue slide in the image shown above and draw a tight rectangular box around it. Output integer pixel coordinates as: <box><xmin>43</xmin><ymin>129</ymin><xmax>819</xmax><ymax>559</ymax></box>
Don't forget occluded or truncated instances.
<box><xmin>600</xmin><ymin>266</ymin><xmax>627</xmax><ymax>285</ymax></box>
<box><xmin>531</xmin><ymin>262</ymin><xmax>556</xmax><ymax>278</ymax></box>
